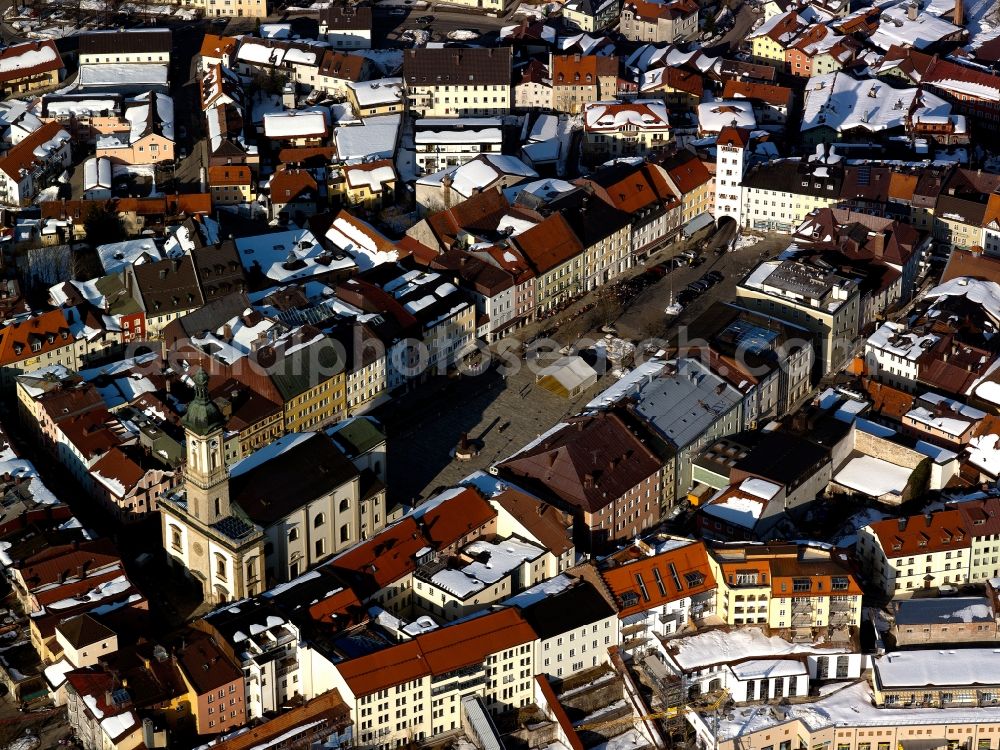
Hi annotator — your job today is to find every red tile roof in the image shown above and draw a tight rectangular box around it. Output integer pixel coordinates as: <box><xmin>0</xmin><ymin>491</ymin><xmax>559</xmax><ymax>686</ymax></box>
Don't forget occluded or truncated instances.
<box><xmin>512</xmin><ymin>213</ymin><xmax>584</xmax><ymax>274</ymax></box>
<box><xmin>199</xmin><ymin>34</ymin><xmax>237</xmax><ymax>59</ymax></box>
<box><xmin>336</xmin><ymin>609</ymin><xmax>536</xmax><ymax>696</ymax></box>
<box><xmin>867</xmin><ymin>510</ymin><xmax>970</xmax><ymax>558</ymax></box>
<box><xmin>419</xmin><ymin>487</ymin><xmax>496</xmax><ymax>548</ymax></box>
<box><xmin>208</xmin><ymin>165</ymin><xmax>251</xmax><ymax>187</ymax></box>
<box><xmin>601</xmin><ymin>541</ymin><xmax>715</xmax><ymax>617</ymax></box>
<box><xmin>270</xmin><ymin>169</ymin><xmax>317</xmax><ymax>203</ymax></box>
<box><xmin>722</xmin><ymin>79</ymin><xmax>793</xmax><ymax>107</ymax></box>
<box><xmin>0</xmin><ymin>40</ymin><xmax>61</xmax><ymax>84</ymax></box>
<box><xmin>0</xmin><ymin>121</ymin><xmax>66</xmax><ymax>180</ymax></box>
<box><xmin>551</xmin><ymin>54</ymin><xmax>618</xmax><ymax>87</ymax></box>
<box><xmin>0</xmin><ymin>309</ymin><xmax>73</xmax><ymax>366</ymax></box>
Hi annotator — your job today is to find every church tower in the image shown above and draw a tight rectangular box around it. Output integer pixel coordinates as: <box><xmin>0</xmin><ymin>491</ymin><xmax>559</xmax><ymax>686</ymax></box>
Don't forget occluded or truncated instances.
<box><xmin>160</xmin><ymin>368</ymin><xmax>265</xmax><ymax>605</ymax></box>
<box><xmin>181</xmin><ymin>369</ymin><xmax>230</xmax><ymax>525</ymax></box>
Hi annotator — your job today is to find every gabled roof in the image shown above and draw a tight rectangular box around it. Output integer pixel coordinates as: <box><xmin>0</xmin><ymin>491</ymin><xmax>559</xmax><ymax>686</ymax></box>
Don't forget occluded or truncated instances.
<box><xmin>56</xmin><ymin>614</ymin><xmax>115</xmax><ymax>650</ymax></box>
<box><xmin>320</xmin><ymin>3</ymin><xmax>373</xmax><ymax>30</ymax></box>
<box><xmin>497</xmin><ymin>411</ymin><xmax>663</xmax><ymax>513</ymax></box>
<box><xmin>0</xmin><ymin>120</ymin><xmax>68</xmax><ymax>181</ymax></box>
<box><xmin>419</xmin><ymin>487</ymin><xmax>496</xmax><ymax>548</ymax></box>
<box><xmin>90</xmin><ymin>447</ymin><xmax>149</xmax><ymax>498</ymax></box>
<box><xmin>551</xmin><ymin>54</ymin><xmax>618</xmax><ymax>86</ymax></box>
<box><xmin>601</xmin><ymin>541</ymin><xmax>715</xmax><ymax>617</ymax></box>
<box><xmin>270</xmin><ymin>169</ymin><xmax>318</xmax><ymax>204</ymax></box>
<box><xmin>131</xmin><ymin>255</ymin><xmax>204</xmax><ymax>316</ymax></box>
<box><xmin>319</xmin><ymin>50</ymin><xmax>367</xmax><ymax>81</ymax></box>
<box><xmin>722</xmin><ymin>79</ymin><xmax>793</xmax><ymax>108</ymax></box>
<box><xmin>208</xmin><ymin>165</ymin><xmax>252</xmax><ymax>186</ymax></box>
<box><xmin>490</xmin><ymin>488</ymin><xmax>573</xmax><ymax>555</ymax></box>
<box><xmin>200</xmin><ymin>34</ymin><xmax>237</xmax><ymax>60</ymax></box>
<box><xmin>518</xmin><ymin>580</ymin><xmax>616</xmax><ymax>638</ymax></box>
<box><xmin>0</xmin><ymin>40</ymin><xmax>61</xmax><ymax>84</ymax></box>
<box><xmin>0</xmin><ymin>309</ymin><xmax>73</xmax><ymax>366</ymax></box>
<box><xmin>335</xmin><ymin>609</ymin><xmax>535</xmax><ymax>696</ymax></box>
<box><xmin>512</xmin><ymin>212</ymin><xmax>584</xmax><ymax>274</ymax></box>
<box><xmin>403</xmin><ymin>47</ymin><xmax>511</xmax><ymax>87</ymax></box>
<box><xmin>867</xmin><ymin>509</ymin><xmax>971</xmax><ymax>557</ymax></box>
<box><xmin>210</xmin><ymin>689</ymin><xmax>351</xmax><ymax>750</ymax></box>
<box><xmin>716</xmin><ymin>125</ymin><xmax>753</xmax><ymax>148</ymax></box>
<box><xmin>329</xmin><ymin>516</ymin><xmax>426</xmax><ymax>593</ymax></box>
<box><xmin>79</xmin><ymin>28</ymin><xmax>171</xmax><ymax>56</ymax></box>
<box><xmin>229</xmin><ymin>432</ymin><xmax>358</xmax><ymax>527</ymax></box>
<box><xmin>15</xmin><ymin>539</ymin><xmax>121</xmax><ymax>591</ymax></box>
<box><xmin>176</xmin><ymin>635</ymin><xmax>242</xmax><ymax>695</ymax></box>
<box><xmin>658</xmin><ymin>149</ymin><xmax>712</xmax><ymax>194</ymax></box>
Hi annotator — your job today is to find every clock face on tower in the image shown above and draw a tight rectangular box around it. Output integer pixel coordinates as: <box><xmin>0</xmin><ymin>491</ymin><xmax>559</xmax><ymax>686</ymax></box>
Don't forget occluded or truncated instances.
<box><xmin>193</xmin><ymin>541</ymin><xmax>204</xmax><ymax>557</ymax></box>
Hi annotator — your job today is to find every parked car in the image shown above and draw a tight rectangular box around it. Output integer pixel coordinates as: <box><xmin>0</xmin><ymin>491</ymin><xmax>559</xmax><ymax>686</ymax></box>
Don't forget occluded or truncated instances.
<box><xmin>706</xmin><ymin>270</ymin><xmax>723</xmax><ymax>282</ymax></box>
<box><xmin>417</xmin><ymin>14</ymin><xmax>434</xmax><ymax>22</ymax></box>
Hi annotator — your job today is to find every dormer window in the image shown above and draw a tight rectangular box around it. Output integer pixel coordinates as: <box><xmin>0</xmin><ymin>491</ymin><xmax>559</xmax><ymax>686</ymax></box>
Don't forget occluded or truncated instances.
<box><xmin>30</xmin><ymin>340</ymin><xmax>41</xmax><ymax>352</ymax></box>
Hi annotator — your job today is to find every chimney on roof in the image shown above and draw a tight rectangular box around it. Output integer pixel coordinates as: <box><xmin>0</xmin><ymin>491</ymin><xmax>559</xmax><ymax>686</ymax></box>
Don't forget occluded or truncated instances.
<box><xmin>924</xmin><ymin>511</ymin><xmax>933</xmax><ymax>527</ymax></box>
<box><xmin>898</xmin><ymin>516</ymin><xmax>908</xmax><ymax>532</ymax></box>
<box><xmin>954</xmin><ymin>0</ymin><xmax>964</xmax><ymax>26</ymax></box>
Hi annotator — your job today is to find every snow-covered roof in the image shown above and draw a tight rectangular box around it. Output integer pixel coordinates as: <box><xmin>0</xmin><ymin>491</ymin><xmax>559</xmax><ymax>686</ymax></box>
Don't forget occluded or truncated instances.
<box><xmin>414</xmin><ymin>118</ymin><xmax>503</xmax><ymax>145</ymax></box>
<box><xmin>713</xmin><ymin>681</ymin><xmax>1000</xmax><ymax>742</ymax></box>
<box><xmin>0</xmin><ymin>458</ymin><xmax>58</xmax><ymax>506</ymax></box>
<box><xmin>833</xmin><ymin>455</ymin><xmax>911</xmax><ymax>498</ymax></box>
<box><xmin>927</xmin><ymin>276</ymin><xmax>1000</xmax><ymax>323</ymax></box>
<box><xmin>237</xmin><ymin>39</ymin><xmax>323</xmax><ymax>68</ymax></box>
<box><xmin>702</xmin><ymin>477</ymin><xmax>779</xmax><ymax>530</ymax></box>
<box><xmin>0</xmin><ymin>41</ymin><xmax>58</xmax><ymax>78</ymax></box>
<box><xmin>325</xmin><ymin>213</ymin><xmax>398</xmax><ymax>271</ymax></box>
<box><xmin>263</xmin><ymin>110</ymin><xmax>328</xmax><ymax>139</ymax></box>
<box><xmin>334</xmin><ymin>115</ymin><xmax>400</xmax><ymax>162</ymax></box>
<box><xmin>347</xmin><ymin>77</ymin><xmax>403</xmax><ymax>108</ymax></box>
<box><xmin>875</xmin><ymin>648</ymin><xmax>1000</xmax><ymax>687</ymax></box>
<box><xmin>666</xmin><ymin>627</ymin><xmax>847</xmax><ymax>672</ymax></box>
<box><xmin>234</xmin><ymin>227</ymin><xmax>355</xmax><ymax>283</ymax></box>
<box><xmin>502</xmin><ymin>176</ymin><xmax>576</xmax><ymax>204</ymax></box>
<box><xmin>76</xmin><ymin>63</ymin><xmax>168</xmax><ymax>89</ymax></box>
<box><xmin>870</xmin><ymin>3</ymin><xmax>963</xmax><ymax>51</ymax></box>
<box><xmin>905</xmin><ymin>392</ymin><xmax>984</xmax><ymax>435</ymax></box>
<box><xmin>50</xmin><ymin>278</ymin><xmax>105</xmax><ymax>309</ymax></box>
<box><xmin>97</xmin><ymin>238</ymin><xmax>165</xmax><ymax>275</ymax></box>
<box><xmin>730</xmin><ymin>659</ymin><xmax>807</xmax><ymax>680</ymax></box>
<box><xmin>428</xmin><ymin>537</ymin><xmax>546</xmax><ymax>599</ymax></box>
<box><xmin>416</xmin><ymin>155</ymin><xmax>537</xmax><ymax>200</ymax></box>
<box><xmin>230</xmin><ymin>433</ymin><xmax>319</xmax><ymax>479</ymax></box>
<box><xmin>802</xmin><ymin>72</ymin><xmax>952</xmax><ymax>134</ymax></box>
<box><xmin>584</xmin><ymin>99</ymin><xmax>670</xmax><ymax>131</ymax></box>
<box><xmin>189</xmin><ymin>308</ymin><xmax>279</xmax><ymax>367</ymax></box>
<box><xmin>701</xmin><ymin>494</ymin><xmax>764</xmax><ymax>528</ymax></box>
<box><xmin>344</xmin><ymin>163</ymin><xmax>396</xmax><ymax>192</ymax></box>
<box><xmin>697</xmin><ymin>100</ymin><xmax>756</xmax><ymax>133</ymax></box>
<box><xmin>83</xmin><ymin>156</ymin><xmax>112</xmax><ymax>192</ymax></box>
<box><xmin>866</xmin><ymin>321</ymin><xmax>938</xmax><ymax>360</ymax></box>
<box><xmin>968</xmin><ymin>432</ymin><xmax>1000</xmax><ymax>477</ymax></box>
